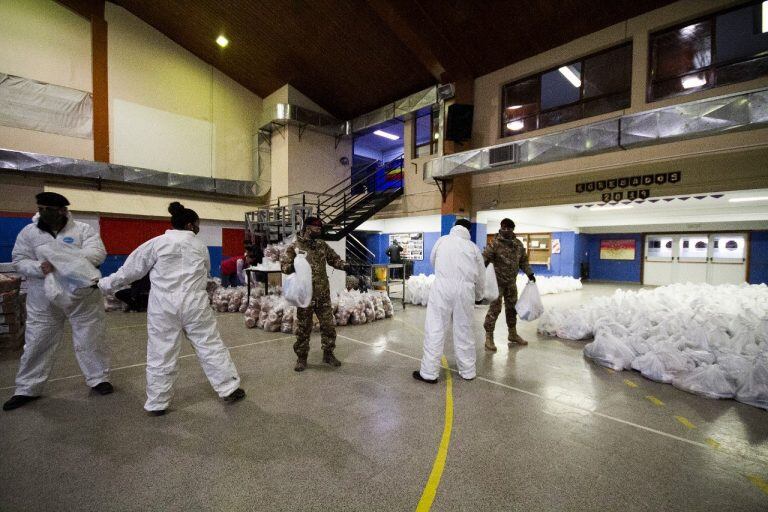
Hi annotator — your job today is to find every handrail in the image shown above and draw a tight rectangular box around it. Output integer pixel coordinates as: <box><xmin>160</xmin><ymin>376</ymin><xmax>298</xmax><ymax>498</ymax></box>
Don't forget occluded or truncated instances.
<box><xmin>348</xmin><ymin>233</ymin><xmax>375</xmax><ymax>259</ymax></box>
<box><xmin>319</xmin><ymin>160</ymin><xmax>404</xmax><ymax>209</ymax></box>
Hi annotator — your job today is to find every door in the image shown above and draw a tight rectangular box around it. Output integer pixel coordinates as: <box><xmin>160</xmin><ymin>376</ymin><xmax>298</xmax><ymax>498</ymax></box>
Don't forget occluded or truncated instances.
<box><xmin>643</xmin><ymin>235</ymin><xmax>674</xmax><ymax>286</ymax></box>
<box><xmin>707</xmin><ymin>233</ymin><xmax>747</xmax><ymax>285</ymax></box>
<box><xmin>675</xmin><ymin>235</ymin><xmax>709</xmax><ymax>284</ymax></box>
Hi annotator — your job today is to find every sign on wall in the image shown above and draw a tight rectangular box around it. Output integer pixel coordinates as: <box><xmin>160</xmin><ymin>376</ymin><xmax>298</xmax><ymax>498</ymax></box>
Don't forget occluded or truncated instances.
<box><xmin>388</xmin><ymin>233</ymin><xmax>424</xmax><ymax>261</ymax></box>
<box><xmin>575</xmin><ymin>171</ymin><xmax>681</xmax><ymax>203</ymax></box>
<box><xmin>600</xmin><ymin>239</ymin><xmax>636</xmax><ymax>260</ymax></box>
<box><xmin>551</xmin><ymin>239</ymin><xmax>561</xmax><ymax>254</ymax></box>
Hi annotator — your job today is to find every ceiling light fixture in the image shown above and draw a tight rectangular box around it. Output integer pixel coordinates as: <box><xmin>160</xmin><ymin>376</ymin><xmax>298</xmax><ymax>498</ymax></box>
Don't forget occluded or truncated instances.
<box><xmin>762</xmin><ymin>1</ymin><xmax>768</xmax><ymax>33</ymax></box>
<box><xmin>506</xmin><ymin>120</ymin><xmax>525</xmax><ymax>131</ymax></box>
<box><xmin>728</xmin><ymin>196</ymin><xmax>768</xmax><ymax>203</ymax></box>
<box><xmin>589</xmin><ymin>204</ymin><xmax>634</xmax><ymax>211</ymax></box>
<box><xmin>681</xmin><ymin>76</ymin><xmax>706</xmax><ymax>89</ymax></box>
<box><xmin>558</xmin><ymin>65</ymin><xmax>581</xmax><ymax>88</ymax></box>
<box><xmin>373</xmin><ymin>130</ymin><xmax>399</xmax><ymax>140</ymax></box>
<box><xmin>216</xmin><ymin>35</ymin><xmax>229</xmax><ymax>48</ymax></box>
<box><xmin>506</xmin><ymin>105</ymin><xmax>523</xmax><ymax>110</ymax></box>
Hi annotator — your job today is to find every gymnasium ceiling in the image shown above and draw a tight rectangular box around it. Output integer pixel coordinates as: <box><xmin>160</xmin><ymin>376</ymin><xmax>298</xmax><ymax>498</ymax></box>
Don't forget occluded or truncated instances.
<box><xmin>107</xmin><ymin>0</ymin><xmax>677</xmax><ymax>119</ymax></box>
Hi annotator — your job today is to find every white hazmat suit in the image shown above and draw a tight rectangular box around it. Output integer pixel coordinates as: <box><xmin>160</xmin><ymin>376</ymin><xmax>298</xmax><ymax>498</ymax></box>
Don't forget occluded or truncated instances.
<box><xmin>99</xmin><ymin>229</ymin><xmax>240</xmax><ymax>411</ymax></box>
<box><xmin>419</xmin><ymin>225</ymin><xmax>485</xmax><ymax>381</ymax></box>
<box><xmin>12</xmin><ymin>214</ymin><xmax>110</xmax><ymax>395</ymax></box>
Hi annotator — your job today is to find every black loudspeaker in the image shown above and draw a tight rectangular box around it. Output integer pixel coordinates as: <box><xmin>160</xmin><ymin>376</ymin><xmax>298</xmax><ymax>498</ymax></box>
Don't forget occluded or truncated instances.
<box><xmin>445</xmin><ymin>104</ymin><xmax>473</xmax><ymax>141</ymax></box>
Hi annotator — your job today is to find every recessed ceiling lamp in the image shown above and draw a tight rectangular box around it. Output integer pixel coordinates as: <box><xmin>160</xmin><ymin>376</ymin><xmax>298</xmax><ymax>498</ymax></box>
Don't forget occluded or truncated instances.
<box><xmin>729</xmin><ymin>196</ymin><xmax>768</xmax><ymax>203</ymax></box>
<box><xmin>681</xmin><ymin>76</ymin><xmax>706</xmax><ymax>89</ymax></box>
<box><xmin>506</xmin><ymin>120</ymin><xmax>525</xmax><ymax>131</ymax></box>
<box><xmin>506</xmin><ymin>105</ymin><xmax>523</xmax><ymax>110</ymax></box>
<box><xmin>216</xmin><ymin>35</ymin><xmax>229</xmax><ymax>48</ymax></box>
<box><xmin>558</xmin><ymin>65</ymin><xmax>581</xmax><ymax>88</ymax></box>
<box><xmin>373</xmin><ymin>130</ymin><xmax>399</xmax><ymax>140</ymax></box>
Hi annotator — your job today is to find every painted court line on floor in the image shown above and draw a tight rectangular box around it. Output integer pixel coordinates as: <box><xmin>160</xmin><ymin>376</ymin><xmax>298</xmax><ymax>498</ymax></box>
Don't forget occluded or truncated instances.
<box><xmin>416</xmin><ymin>355</ymin><xmax>453</xmax><ymax>512</ymax></box>
<box><xmin>338</xmin><ymin>333</ymin><xmax>747</xmax><ymax>456</ymax></box>
<box><xmin>0</xmin><ymin>335</ymin><xmax>292</xmax><ymax>391</ymax></box>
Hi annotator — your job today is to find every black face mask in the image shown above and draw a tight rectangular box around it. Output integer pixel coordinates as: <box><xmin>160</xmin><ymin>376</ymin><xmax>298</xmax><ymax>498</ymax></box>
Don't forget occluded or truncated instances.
<box><xmin>39</xmin><ymin>208</ymin><xmax>65</xmax><ymax>228</ymax></box>
<box><xmin>499</xmin><ymin>229</ymin><xmax>514</xmax><ymax>239</ymax></box>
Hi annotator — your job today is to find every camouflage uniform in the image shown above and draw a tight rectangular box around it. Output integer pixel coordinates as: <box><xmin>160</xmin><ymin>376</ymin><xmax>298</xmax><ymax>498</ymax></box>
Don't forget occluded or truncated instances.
<box><xmin>482</xmin><ymin>234</ymin><xmax>533</xmax><ymax>334</ymax></box>
<box><xmin>281</xmin><ymin>234</ymin><xmax>346</xmax><ymax>357</ymax></box>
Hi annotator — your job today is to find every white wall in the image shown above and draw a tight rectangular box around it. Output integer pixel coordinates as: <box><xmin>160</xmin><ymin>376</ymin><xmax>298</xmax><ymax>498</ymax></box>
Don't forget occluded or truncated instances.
<box><xmin>358</xmin><ymin>214</ymin><xmax>441</xmax><ymax>233</ymax></box>
<box><xmin>106</xmin><ymin>3</ymin><xmax>261</xmax><ymax>180</ymax></box>
<box><xmin>0</xmin><ymin>0</ymin><xmax>93</xmax><ymax>160</ymax></box>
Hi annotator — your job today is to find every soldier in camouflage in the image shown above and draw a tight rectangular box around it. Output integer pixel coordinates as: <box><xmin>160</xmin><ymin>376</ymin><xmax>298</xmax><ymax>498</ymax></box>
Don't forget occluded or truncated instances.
<box><xmin>281</xmin><ymin>216</ymin><xmax>350</xmax><ymax>372</ymax></box>
<box><xmin>482</xmin><ymin>218</ymin><xmax>535</xmax><ymax>350</ymax></box>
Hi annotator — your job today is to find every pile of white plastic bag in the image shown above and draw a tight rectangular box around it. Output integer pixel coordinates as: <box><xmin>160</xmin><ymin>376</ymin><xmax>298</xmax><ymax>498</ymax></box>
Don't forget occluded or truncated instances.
<box><xmin>244</xmin><ymin>289</ymin><xmax>394</xmax><ymax>332</ymax></box>
<box><xmin>212</xmin><ymin>285</ymin><xmax>264</xmax><ymax>313</ymax></box>
<box><xmin>253</xmin><ymin>243</ymin><xmax>290</xmax><ymax>271</ymax></box>
<box><xmin>406</xmin><ymin>273</ymin><xmax>581</xmax><ymax>306</ymax></box>
<box><xmin>537</xmin><ymin>283</ymin><xmax>768</xmax><ymax>409</ymax></box>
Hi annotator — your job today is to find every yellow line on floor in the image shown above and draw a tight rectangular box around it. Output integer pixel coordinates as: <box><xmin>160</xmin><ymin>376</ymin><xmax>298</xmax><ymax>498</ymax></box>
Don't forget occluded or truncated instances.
<box><xmin>747</xmin><ymin>474</ymin><xmax>768</xmax><ymax>496</ymax></box>
<box><xmin>416</xmin><ymin>355</ymin><xmax>453</xmax><ymax>512</ymax></box>
<box><xmin>645</xmin><ymin>395</ymin><xmax>665</xmax><ymax>406</ymax></box>
<box><xmin>675</xmin><ymin>416</ymin><xmax>696</xmax><ymax>429</ymax></box>
<box><xmin>623</xmin><ymin>379</ymin><xmax>638</xmax><ymax>388</ymax></box>
<box><xmin>706</xmin><ymin>438</ymin><xmax>721</xmax><ymax>450</ymax></box>
<box><xmin>0</xmin><ymin>336</ymin><xmax>293</xmax><ymax>391</ymax></box>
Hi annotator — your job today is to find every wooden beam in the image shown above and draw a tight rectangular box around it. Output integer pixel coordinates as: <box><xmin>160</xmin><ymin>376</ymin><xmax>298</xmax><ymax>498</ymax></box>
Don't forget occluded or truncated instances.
<box><xmin>92</xmin><ymin>14</ymin><xmax>109</xmax><ymax>162</ymax></box>
<box><xmin>54</xmin><ymin>0</ymin><xmax>103</xmax><ymax>20</ymax></box>
<box><xmin>364</xmin><ymin>0</ymin><xmax>447</xmax><ymax>82</ymax></box>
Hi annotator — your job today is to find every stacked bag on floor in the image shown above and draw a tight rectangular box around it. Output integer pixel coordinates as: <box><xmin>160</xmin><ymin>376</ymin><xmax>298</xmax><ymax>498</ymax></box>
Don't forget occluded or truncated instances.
<box><xmin>537</xmin><ymin>283</ymin><xmax>768</xmax><ymax>409</ymax></box>
<box><xmin>244</xmin><ymin>290</ymin><xmax>393</xmax><ymax>332</ymax></box>
<box><xmin>0</xmin><ymin>274</ymin><xmax>26</xmax><ymax>351</ymax></box>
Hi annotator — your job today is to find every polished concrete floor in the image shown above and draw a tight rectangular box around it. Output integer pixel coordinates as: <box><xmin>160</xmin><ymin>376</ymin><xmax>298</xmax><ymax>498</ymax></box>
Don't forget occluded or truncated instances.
<box><xmin>0</xmin><ymin>283</ymin><xmax>766</xmax><ymax>511</ymax></box>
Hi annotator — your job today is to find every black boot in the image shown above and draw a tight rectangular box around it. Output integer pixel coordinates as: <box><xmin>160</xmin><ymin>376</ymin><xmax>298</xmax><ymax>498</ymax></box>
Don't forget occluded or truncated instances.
<box><xmin>294</xmin><ymin>356</ymin><xmax>308</xmax><ymax>372</ymax></box>
<box><xmin>412</xmin><ymin>370</ymin><xmax>438</xmax><ymax>384</ymax></box>
<box><xmin>223</xmin><ymin>388</ymin><xmax>246</xmax><ymax>402</ymax></box>
<box><xmin>3</xmin><ymin>395</ymin><xmax>40</xmax><ymax>411</ymax></box>
<box><xmin>322</xmin><ymin>351</ymin><xmax>341</xmax><ymax>367</ymax></box>
<box><xmin>92</xmin><ymin>382</ymin><xmax>114</xmax><ymax>395</ymax></box>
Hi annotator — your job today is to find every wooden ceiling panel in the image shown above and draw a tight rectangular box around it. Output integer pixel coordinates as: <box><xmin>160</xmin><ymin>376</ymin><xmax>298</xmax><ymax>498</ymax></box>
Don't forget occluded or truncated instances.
<box><xmin>109</xmin><ymin>0</ymin><xmax>678</xmax><ymax>119</ymax></box>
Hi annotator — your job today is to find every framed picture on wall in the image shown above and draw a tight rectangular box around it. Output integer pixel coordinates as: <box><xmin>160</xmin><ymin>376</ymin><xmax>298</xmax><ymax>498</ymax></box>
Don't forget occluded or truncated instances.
<box><xmin>388</xmin><ymin>233</ymin><xmax>424</xmax><ymax>261</ymax></box>
<box><xmin>600</xmin><ymin>239</ymin><xmax>636</xmax><ymax>260</ymax></box>
<box><xmin>551</xmin><ymin>239</ymin><xmax>561</xmax><ymax>254</ymax></box>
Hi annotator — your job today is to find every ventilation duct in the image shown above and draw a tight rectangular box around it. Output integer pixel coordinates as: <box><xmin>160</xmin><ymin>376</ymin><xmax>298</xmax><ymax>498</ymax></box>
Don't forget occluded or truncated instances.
<box><xmin>426</xmin><ymin>87</ymin><xmax>768</xmax><ymax>181</ymax></box>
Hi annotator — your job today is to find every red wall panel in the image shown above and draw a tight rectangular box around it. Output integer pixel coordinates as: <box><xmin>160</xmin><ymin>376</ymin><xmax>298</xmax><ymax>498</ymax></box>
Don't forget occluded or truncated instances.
<box><xmin>222</xmin><ymin>228</ymin><xmax>245</xmax><ymax>258</ymax></box>
<box><xmin>100</xmin><ymin>217</ymin><xmax>169</xmax><ymax>254</ymax></box>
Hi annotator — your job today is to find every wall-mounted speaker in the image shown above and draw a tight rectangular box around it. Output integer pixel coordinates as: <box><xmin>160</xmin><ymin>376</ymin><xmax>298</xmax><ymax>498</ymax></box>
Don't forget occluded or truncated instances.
<box><xmin>445</xmin><ymin>104</ymin><xmax>473</xmax><ymax>142</ymax></box>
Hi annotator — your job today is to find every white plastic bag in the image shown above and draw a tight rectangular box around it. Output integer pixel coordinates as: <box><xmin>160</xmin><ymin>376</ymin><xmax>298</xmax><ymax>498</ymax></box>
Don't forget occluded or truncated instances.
<box><xmin>283</xmin><ymin>253</ymin><xmax>312</xmax><ymax>308</ymax></box>
<box><xmin>37</xmin><ymin>240</ymin><xmax>100</xmax><ymax>309</ymax></box>
<box><xmin>484</xmin><ymin>264</ymin><xmax>499</xmax><ymax>302</ymax></box>
<box><xmin>584</xmin><ymin>332</ymin><xmax>635</xmax><ymax>371</ymax></box>
<box><xmin>36</xmin><ymin>241</ymin><xmax>101</xmax><ymax>291</ymax></box>
<box><xmin>672</xmin><ymin>364</ymin><xmax>736</xmax><ymax>399</ymax></box>
<box><xmin>517</xmin><ymin>282</ymin><xmax>544</xmax><ymax>321</ymax></box>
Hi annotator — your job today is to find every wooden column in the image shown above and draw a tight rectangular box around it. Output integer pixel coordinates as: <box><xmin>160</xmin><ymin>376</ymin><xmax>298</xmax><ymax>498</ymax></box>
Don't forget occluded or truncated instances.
<box><xmin>441</xmin><ymin>78</ymin><xmax>474</xmax><ymax>216</ymax></box>
<box><xmin>91</xmin><ymin>10</ymin><xmax>109</xmax><ymax>162</ymax></box>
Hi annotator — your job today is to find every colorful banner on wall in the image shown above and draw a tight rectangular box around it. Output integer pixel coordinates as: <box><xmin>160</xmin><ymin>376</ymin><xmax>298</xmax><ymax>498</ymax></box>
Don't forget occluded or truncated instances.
<box><xmin>600</xmin><ymin>239</ymin><xmax>636</xmax><ymax>260</ymax></box>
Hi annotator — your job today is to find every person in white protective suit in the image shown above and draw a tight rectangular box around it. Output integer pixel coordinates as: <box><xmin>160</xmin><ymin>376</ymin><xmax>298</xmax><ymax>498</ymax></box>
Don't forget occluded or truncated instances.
<box><xmin>98</xmin><ymin>202</ymin><xmax>245</xmax><ymax>415</ymax></box>
<box><xmin>413</xmin><ymin>218</ymin><xmax>485</xmax><ymax>383</ymax></box>
<box><xmin>3</xmin><ymin>192</ymin><xmax>112</xmax><ymax>412</ymax></box>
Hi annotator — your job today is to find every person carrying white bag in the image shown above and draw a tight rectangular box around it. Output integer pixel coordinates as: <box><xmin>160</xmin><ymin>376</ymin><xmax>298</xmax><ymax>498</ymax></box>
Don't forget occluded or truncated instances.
<box><xmin>4</xmin><ymin>192</ymin><xmax>112</xmax><ymax>412</ymax></box>
<box><xmin>482</xmin><ymin>218</ymin><xmax>536</xmax><ymax>351</ymax></box>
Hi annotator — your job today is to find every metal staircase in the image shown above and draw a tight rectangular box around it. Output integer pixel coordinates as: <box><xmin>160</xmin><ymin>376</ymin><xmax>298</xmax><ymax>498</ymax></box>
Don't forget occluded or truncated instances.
<box><xmin>245</xmin><ymin>156</ymin><xmax>404</xmax><ymax>246</ymax></box>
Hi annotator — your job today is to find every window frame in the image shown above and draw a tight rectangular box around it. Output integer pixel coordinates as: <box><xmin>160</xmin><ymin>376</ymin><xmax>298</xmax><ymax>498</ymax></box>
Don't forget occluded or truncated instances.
<box><xmin>412</xmin><ymin>107</ymin><xmax>438</xmax><ymax>158</ymax></box>
<box><xmin>499</xmin><ymin>42</ymin><xmax>633</xmax><ymax>138</ymax></box>
<box><xmin>647</xmin><ymin>0</ymin><xmax>768</xmax><ymax>103</ymax></box>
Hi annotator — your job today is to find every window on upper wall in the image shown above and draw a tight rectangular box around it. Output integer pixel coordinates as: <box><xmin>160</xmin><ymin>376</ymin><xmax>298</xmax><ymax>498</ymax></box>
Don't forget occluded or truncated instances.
<box><xmin>500</xmin><ymin>43</ymin><xmax>632</xmax><ymax>137</ymax></box>
<box><xmin>413</xmin><ymin>107</ymin><xmax>439</xmax><ymax>158</ymax></box>
<box><xmin>648</xmin><ymin>1</ymin><xmax>768</xmax><ymax>102</ymax></box>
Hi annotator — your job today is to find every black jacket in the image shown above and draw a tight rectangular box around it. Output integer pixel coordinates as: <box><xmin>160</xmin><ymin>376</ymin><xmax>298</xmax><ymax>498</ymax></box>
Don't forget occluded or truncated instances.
<box><xmin>386</xmin><ymin>243</ymin><xmax>403</xmax><ymax>263</ymax></box>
